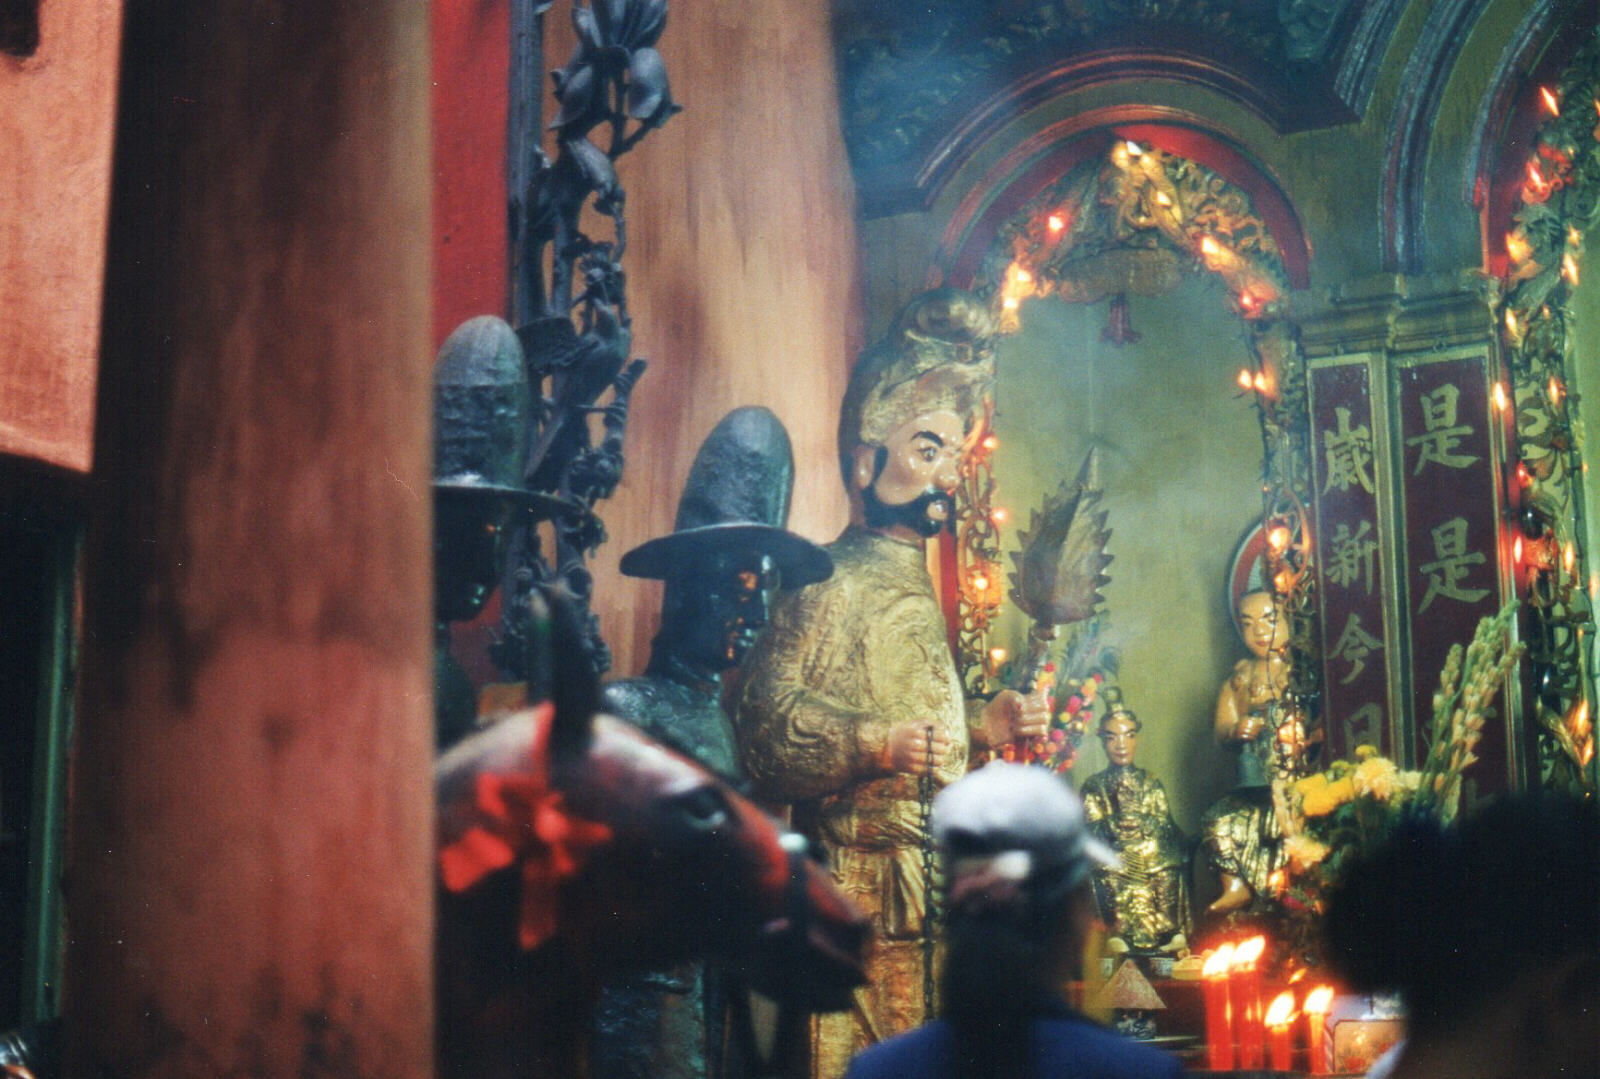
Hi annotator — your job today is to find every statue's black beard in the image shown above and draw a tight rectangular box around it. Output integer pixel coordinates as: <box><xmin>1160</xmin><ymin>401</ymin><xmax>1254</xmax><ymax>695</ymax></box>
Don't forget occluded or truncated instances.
<box><xmin>862</xmin><ymin>483</ymin><xmax>954</xmax><ymax>538</ymax></box>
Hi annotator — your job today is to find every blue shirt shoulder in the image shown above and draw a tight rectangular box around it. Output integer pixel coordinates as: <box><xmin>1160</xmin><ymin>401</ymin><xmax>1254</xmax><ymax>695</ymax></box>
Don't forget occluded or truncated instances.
<box><xmin>844</xmin><ymin>1016</ymin><xmax>1184</xmax><ymax>1079</ymax></box>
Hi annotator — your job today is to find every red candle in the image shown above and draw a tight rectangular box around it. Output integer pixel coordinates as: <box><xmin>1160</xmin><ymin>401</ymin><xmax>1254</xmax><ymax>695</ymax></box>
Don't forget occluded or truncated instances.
<box><xmin>1303</xmin><ymin>985</ymin><xmax>1335</xmax><ymax>1074</ymax></box>
<box><xmin>1202</xmin><ymin>944</ymin><xmax>1236</xmax><ymax>1071</ymax></box>
<box><xmin>1232</xmin><ymin>936</ymin><xmax>1267</xmax><ymax>1069</ymax></box>
<box><xmin>1266</xmin><ymin>991</ymin><xmax>1296</xmax><ymax>1071</ymax></box>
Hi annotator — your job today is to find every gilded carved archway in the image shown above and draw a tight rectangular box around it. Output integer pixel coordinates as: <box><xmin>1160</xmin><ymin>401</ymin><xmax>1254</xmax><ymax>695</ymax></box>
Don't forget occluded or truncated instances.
<box><xmin>935</xmin><ymin>132</ymin><xmax>1319</xmax><ymax>725</ymax></box>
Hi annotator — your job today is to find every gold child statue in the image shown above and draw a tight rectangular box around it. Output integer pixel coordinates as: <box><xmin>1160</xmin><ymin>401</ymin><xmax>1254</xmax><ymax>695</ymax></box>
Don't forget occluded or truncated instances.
<box><xmin>737</xmin><ymin>289</ymin><xmax>1050</xmax><ymax>1079</ymax></box>
<box><xmin>1079</xmin><ymin>695</ymin><xmax>1192</xmax><ymax>951</ymax></box>
<box><xmin>1200</xmin><ymin>589</ymin><xmax>1309</xmax><ymax>915</ymax></box>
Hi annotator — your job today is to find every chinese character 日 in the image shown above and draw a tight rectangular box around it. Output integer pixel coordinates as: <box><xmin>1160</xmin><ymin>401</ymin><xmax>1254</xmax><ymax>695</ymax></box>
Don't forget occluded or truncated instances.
<box><xmin>1323</xmin><ymin>407</ymin><xmax>1377</xmax><ymax>495</ymax></box>
<box><xmin>1416</xmin><ymin>516</ymin><xmax>1490</xmax><ymax>612</ymax></box>
<box><xmin>1407</xmin><ymin>383</ymin><xmax>1480</xmax><ymax>475</ymax></box>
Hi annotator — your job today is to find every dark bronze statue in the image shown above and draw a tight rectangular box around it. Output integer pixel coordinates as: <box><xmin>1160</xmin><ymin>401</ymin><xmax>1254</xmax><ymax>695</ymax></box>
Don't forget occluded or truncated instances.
<box><xmin>592</xmin><ymin>406</ymin><xmax>832</xmax><ymax>1079</ymax></box>
<box><xmin>432</xmin><ymin>315</ymin><xmax>533</xmax><ymax>750</ymax></box>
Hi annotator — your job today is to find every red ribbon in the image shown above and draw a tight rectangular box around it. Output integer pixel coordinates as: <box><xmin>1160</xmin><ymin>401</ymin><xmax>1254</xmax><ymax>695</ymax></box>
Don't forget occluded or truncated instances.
<box><xmin>437</xmin><ymin>702</ymin><xmax>613</xmax><ymax>950</ymax></box>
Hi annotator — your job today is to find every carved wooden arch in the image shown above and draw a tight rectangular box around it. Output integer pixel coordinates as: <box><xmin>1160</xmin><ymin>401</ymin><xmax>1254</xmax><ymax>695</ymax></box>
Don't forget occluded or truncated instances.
<box><xmin>1384</xmin><ymin>0</ymin><xmax>1593</xmax><ymax>273</ymax></box>
<box><xmin>927</xmin><ymin>121</ymin><xmax>1319</xmax><ymax>704</ymax></box>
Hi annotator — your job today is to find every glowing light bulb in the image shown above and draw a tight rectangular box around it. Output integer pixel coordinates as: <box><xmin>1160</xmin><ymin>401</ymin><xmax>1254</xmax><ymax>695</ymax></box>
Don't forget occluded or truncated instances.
<box><xmin>1541</xmin><ymin>86</ymin><xmax>1560</xmax><ymax>116</ymax></box>
<box><xmin>1239</xmin><ymin>292</ymin><xmax>1258</xmax><ymax>311</ymax></box>
<box><xmin>971</xmin><ymin>574</ymin><xmax>989</xmax><ymax>592</ymax></box>
<box><xmin>1238</xmin><ymin>368</ymin><xmax>1255</xmax><ymax>391</ymax></box>
<box><xmin>1268</xmin><ymin>526</ymin><xmax>1290</xmax><ymax>552</ymax></box>
<box><xmin>1506</xmin><ymin>309</ymin><xmax>1522</xmax><ymax>338</ymax></box>
<box><xmin>1493</xmin><ymin>382</ymin><xmax>1509</xmax><ymax>412</ymax></box>
<box><xmin>1003</xmin><ymin>295</ymin><xmax>1019</xmax><ymax>311</ymax></box>
<box><xmin>992</xmin><ymin>507</ymin><xmax>1008</xmax><ymax>524</ymax></box>
<box><xmin>1550</xmin><ymin>376</ymin><xmax>1565</xmax><ymax>404</ymax></box>
<box><xmin>1506</xmin><ymin>231</ymin><xmax>1532</xmax><ymax>263</ymax></box>
<box><xmin>1015</xmin><ymin>268</ymin><xmax>1032</xmax><ymax>284</ymax></box>
<box><xmin>1124</xmin><ymin>140</ymin><xmax>1143</xmax><ymax>157</ymax></box>
<box><xmin>989</xmin><ymin>647</ymin><xmax>1008</xmax><ymax>664</ymax></box>
<box><xmin>1253</xmin><ymin>371</ymin><xmax>1269</xmax><ymax>393</ymax></box>
<box><xmin>1564</xmin><ymin>253</ymin><xmax>1580</xmax><ymax>285</ymax></box>
<box><xmin>1047</xmin><ymin>213</ymin><xmax>1065</xmax><ymax>233</ymax></box>
<box><xmin>1154</xmin><ymin>191</ymin><xmax>1173</xmax><ymax>207</ymax></box>
<box><xmin>1514</xmin><ymin>534</ymin><xmax>1524</xmax><ymax>564</ymax></box>
<box><xmin>1200</xmin><ymin>235</ymin><xmax>1221</xmax><ymax>257</ymax></box>
<box><xmin>982</xmin><ymin>434</ymin><xmax>999</xmax><ymax>451</ymax></box>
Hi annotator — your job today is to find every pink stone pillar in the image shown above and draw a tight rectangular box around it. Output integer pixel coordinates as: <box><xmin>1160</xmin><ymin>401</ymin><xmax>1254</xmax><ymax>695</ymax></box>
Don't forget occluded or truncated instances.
<box><xmin>65</xmin><ymin>5</ymin><xmax>435</xmax><ymax>1077</ymax></box>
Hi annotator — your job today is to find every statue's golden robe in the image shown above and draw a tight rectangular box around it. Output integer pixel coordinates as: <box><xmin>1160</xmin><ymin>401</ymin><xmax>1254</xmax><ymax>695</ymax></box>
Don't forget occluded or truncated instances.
<box><xmin>1079</xmin><ymin>765</ymin><xmax>1192</xmax><ymax>950</ymax></box>
<box><xmin>738</xmin><ymin>526</ymin><xmax>980</xmax><ymax>1079</ymax></box>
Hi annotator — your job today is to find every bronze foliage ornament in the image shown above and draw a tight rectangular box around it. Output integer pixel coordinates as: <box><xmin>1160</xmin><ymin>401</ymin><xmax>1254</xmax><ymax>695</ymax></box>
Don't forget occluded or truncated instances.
<box><xmin>1497</xmin><ymin>25</ymin><xmax>1600</xmax><ymax>794</ymax></box>
<box><xmin>490</xmin><ymin>0</ymin><xmax>682</xmax><ymax>690</ymax></box>
<box><xmin>960</xmin><ymin>139</ymin><xmax>1320</xmax><ymax>710</ymax></box>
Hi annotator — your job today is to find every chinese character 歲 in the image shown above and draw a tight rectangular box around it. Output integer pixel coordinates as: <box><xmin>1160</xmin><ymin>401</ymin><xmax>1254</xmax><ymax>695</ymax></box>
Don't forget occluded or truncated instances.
<box><xmin>1323</xmin><ymin>407</ymin><xmax>1377</xmax><ymax>495</ymax></box>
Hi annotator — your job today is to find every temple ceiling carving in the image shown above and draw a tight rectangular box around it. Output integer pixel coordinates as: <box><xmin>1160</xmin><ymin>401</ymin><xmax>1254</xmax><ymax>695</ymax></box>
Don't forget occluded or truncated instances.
<box><xmin>834</xmin><ymin>0</ymin><xmax>1405</xmax><ymax>215</ymax></box>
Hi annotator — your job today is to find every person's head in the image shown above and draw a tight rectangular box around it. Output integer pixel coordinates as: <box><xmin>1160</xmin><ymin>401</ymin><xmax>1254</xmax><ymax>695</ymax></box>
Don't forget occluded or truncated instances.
<box><xmin>658</xmin><ymin>549</ymin><xmax>782</xmax><ymax>676</ymax></box>
<box><xmin>837</xmin><ymin>290</ymin><xmax>996</xmax><ymax>539</ymax></box>
<box><xmin>1324</xmin><ymin>793</ymin><xmax>1599</xmax><ymax>1075</ymax></box>
<box><xmin>1097</xmin><ymin>706</ymin><xmax>1141</xmax><ymax>768</ymax></box>
<box><xmin>933</xmin><ymin>763</ymin><xmax>1117</xmax><ymax>983</ymax></box>
<box><xmin>1236</xmin><ymin>589</ymin><xmax>1289</xmax><ymax>660</ymax></box>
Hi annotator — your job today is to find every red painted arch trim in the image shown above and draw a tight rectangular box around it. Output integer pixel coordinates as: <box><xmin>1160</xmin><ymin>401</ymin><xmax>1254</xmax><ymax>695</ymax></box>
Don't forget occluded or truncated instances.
<box><xmin>933</xmin><ymin>113</ymin><xmax>1310</xmax><ymax>293</ymax></box>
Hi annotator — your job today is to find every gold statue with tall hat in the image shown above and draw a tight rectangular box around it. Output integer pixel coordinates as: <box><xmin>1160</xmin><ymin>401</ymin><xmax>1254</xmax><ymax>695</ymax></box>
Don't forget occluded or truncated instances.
<box><xmin>1078</xmin><ymin>691</ymin><xmax>1192</xmax><ymax>952</ymax></box>
<box><xmin>737</xmin><ymin>289</ymin><xmax>1051</xmax><ymax>1078</ymax></box>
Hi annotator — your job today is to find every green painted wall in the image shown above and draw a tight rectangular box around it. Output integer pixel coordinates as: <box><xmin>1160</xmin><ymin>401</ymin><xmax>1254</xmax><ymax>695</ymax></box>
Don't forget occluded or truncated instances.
<box><xmin>986</xmin><ymin>277</ymin><xmax>1262</xmax><ymax>830</ymax></box>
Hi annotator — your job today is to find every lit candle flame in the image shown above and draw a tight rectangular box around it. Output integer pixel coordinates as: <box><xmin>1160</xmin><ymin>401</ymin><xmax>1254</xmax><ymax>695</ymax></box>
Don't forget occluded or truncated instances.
<box><xmin>1514</xmin><ymin>534</ymin><xmax>1524</xmax><ymax>564</ymax></box>
<box><xmin>1506</xmin><ymin>308</ymin><xmax>1522</xmax><ymax>338</ymax></box>
<box><xmin>1493</xmin><ymin>382</ymin><xmax>1509</xmax><ymax>411</ymax></box>
<box><xmin>1565</xmin><ymin>543</ymin><xmax>1575</xmax><ymax>574</ymax></box>
<box><xmin>1253</xmin><ymin>372</ymin><xmax>1269</xmax><ymax>393</ymax></box>
<box><xmin>1506</xmin><ymin>231</ymin><xmax>1532</xmax><ymax>263</ymax></box>
<box><xmin>1303</xmin><ymin>986</ymin><xmax>1335</xmax><ymax>1015</ymax></box>
<box><xmin>1550</xmin><ymin>376</ymin><xmax>1565</xmax><ymax>404</ymax></box>
<box><xmin>1202</xmin><ymin>944</ymin><xmax>1236</xmax><ymax>979</ymax></box>
<box><xmin>1003</xmin><ymin>295</ymin><xmax>1020</xmax><ymax>311</ymax></box>
<box><xmin>1564</xmin><ymin>253</ymin><xmax>1580</xmax><ymax>285</ymax></box>
<box><xmin>1570</xmin><ymin>225</ymin><xmax>1584</xmax><ymax>248</ymax></box>
<box><xmin>1238</xmin><ymin>368</ymin><xmax>1255</xmax><ymax>391</ymax></box>
<box><xmin>1233</xmin><ymin>936</ymin><xmax>1267</xmax><ymax>968</ymax></box>
<box><xmin>1265</xmin><ymin>991</ymin><xmax>1296</xmax><ymax>1029</ymax></box>
<box><xmin>1016</xmin><ymin>268</ymin><xmax>1033</xmax><ymax>285</ymax></box>
<box><xmin>1541</xmin><ymin>86</ymin><xmax>1560</xmax><ymax>116</ymax></box>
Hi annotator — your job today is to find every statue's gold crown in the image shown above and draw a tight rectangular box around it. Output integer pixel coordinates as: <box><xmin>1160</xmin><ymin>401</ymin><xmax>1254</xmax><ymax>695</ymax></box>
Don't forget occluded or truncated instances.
<box><xmin>838</xmin><ymin>288</ymin><xmax>997</xmax><ymax>480</ymax></box>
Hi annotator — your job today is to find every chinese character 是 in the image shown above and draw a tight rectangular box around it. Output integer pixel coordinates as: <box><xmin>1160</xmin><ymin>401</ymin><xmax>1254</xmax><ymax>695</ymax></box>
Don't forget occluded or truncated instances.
<box><xmin>1407</xmin><ymin>383</ymin><xmax>1480</xmax><ymax>475</ymax></box>
<box><xmin>1416</xmin><ymin>516</ymin><xmax>1490</xmax><ymax>612</ymax></box>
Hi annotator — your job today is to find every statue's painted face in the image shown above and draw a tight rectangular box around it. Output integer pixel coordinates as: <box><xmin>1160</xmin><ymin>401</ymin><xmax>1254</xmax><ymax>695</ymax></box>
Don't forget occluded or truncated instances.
<box><xmin>1099</xmin><ymin>713</ymin><xmax>1140</xmax><ymax>767</ymax></box>
<box><xmin>856</xmin><ymin>409</ymin><xmax>964</xmax><ymax>538</ymax></box>
<box><xmin>1236</xmin><ymin>590</ymin><xmax>1290</xmax><ymax>660</ymax></box>
<box><xmin>669</xmin><ymin>551</ymin><xmax>781</xmax><ymax>673</ymax></box>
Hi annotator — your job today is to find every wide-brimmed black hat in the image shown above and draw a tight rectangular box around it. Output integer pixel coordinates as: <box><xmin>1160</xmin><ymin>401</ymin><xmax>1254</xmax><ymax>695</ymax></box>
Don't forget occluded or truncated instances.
<box><xmin>433</xmin><ymin>315</ymin><xmax>535</xmax><ymax>502</ymax></box>
<box><xmin>619</xmin><ymin>407</ymin><xmax>833</xmax><ymax>586</ymax></box>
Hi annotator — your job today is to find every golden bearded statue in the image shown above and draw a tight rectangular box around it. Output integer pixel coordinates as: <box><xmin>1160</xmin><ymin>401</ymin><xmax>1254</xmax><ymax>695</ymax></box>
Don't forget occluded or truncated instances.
<box><xmin>737</xmin><ymin>289</ymin><xmax>1050</xmax><ymax>1079</ymax></box>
